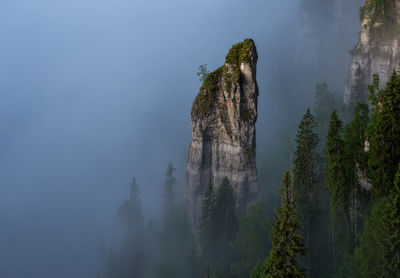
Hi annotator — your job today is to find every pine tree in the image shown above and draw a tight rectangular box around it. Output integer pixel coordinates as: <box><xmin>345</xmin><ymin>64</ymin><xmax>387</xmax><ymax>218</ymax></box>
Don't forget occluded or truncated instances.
<box><xmin>213</xmin><ymin>177</ymin><xmax>238</xmax><ymax>274</ymax></box>
<box><xmin>199</xmin><ymin>179</ymin><xmax>217</xmax><ymax>266</ymax></box>
<box><xmin>379</xmin><ymin>164</ymin><xmax>400</xmax><ymax>277</ymax></box>
<box><xmin>163</xmin><ymin>160</ymin><xmax>177</xmax><ymax>229</ymax></box>
<box><xmin>368</xmin><ymin>69</ymin><xmax>400</xmax><ymax>197</ymax></box>
<box><xmin>215</xmin><ymin>177</ymin><xmax>237</xmax><ymax>245</ymax></box>
<box><xmin>110</xmin><ymin>177</ymin><xmax>146</xmax><ymax>278</ymax></box>
<box><xmin>343</xmin><ymin>103</ymin><xmax>370</xmax><ymax>244</ymax></box>
<box><xmin>294</xmin><ymin>108</ymin><xmax>319</xmax><ymax>273</ymax></box>
<box><xmin>118</xmin><ymin>177</ymin><xmax>144</xmax><ymax>233</ymax></box>
<box><xmin>231</xmin><ymin>204</ymin><xmax>270</xmax><ymax>278</ymax></box>
<box><xmin>326</xmin><ymin>110</ymin><xmax>350</xmax><ymax>269</ymax></box>
<box><xmin>314</xmin><ymin>82</ymin><xmax>335</xmax><ymax>138</ymax></box>
<box><xmin>350</xmin><ymin>65</ymin><xmax>366</xmax><ymax>110</ymax></box>
<box><xmin>263</xmin><ymin>171</ymin><xmax>307</xmax><ymax>278</ymax></box>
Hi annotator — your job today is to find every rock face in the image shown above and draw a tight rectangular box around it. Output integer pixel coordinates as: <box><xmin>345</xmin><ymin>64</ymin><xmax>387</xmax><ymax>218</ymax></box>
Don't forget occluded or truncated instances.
<box><xmin>186</xmin><ymin>39</ymin><xmax>259</xmax><ymax>232</ymax></box>
<box><xmin>344</xmin><ymin>1</ymin><xmax>400</xmax><ymax>105</ymax></box>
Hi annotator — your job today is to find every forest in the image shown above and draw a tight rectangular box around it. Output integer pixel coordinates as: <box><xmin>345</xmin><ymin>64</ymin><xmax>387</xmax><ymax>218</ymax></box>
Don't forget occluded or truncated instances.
<box><xmin>100</xmin><ymin>0</ymin><xmax>400</xmax><ymax>277</ymax></box>
<box><xmin>101</xmin><ymin>67</ymin><xmax>400</xmax><ymax>277</ymax></box>
<box><xmin>3</xmin><ymin>0</ymin><xmax>400</xmax><ymax>277</ymax></box>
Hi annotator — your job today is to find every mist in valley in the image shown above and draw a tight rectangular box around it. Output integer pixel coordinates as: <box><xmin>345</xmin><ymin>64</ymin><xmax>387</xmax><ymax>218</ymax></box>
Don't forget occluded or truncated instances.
<box><xmin>0</xmin><ymin>0</ymin><xmax>363</xmax><ymax>277</ymax></box>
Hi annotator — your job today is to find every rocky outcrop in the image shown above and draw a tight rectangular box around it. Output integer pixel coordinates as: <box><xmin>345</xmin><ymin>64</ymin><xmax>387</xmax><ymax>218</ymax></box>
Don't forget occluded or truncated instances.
<box><xmin>344</xmin><ymin>0</ymin><xmax>400</xmax><ymax>105</ymax></box>
<box><xmin>186</xmin><ymin>39</ymin><xmax>259</xmax><ymax>232</ymax></box>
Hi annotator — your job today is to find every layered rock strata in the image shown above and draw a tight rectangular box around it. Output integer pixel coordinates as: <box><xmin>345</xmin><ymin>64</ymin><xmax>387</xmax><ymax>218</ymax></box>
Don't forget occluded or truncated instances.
<box><xmin>186</xmin><ymin>39</ymin><xmax>259</xmax><ymax>231</ymax></box>
<box><xmin>344</xmin><ymin>0</ymin><xmax>400</xmax><ymax>105</ymax></box>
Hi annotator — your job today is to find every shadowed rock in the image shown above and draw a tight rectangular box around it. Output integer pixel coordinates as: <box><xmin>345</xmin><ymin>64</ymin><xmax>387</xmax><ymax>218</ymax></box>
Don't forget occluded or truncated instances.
<box><xmin>186</xmin><ymin>39</ymin><xmax>259</xmax><ymax>234</ymax></box>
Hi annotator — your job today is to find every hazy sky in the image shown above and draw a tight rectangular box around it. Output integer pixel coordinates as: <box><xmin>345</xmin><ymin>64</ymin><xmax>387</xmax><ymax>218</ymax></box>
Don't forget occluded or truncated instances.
<box><xmin>0</xmin><ymin>0</ymin><xmax>361</xmax><ymax>277</ymax></box>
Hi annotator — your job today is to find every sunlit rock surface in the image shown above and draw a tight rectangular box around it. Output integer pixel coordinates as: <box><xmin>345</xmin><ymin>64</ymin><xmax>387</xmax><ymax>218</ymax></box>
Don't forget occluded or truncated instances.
<box><xmin>186</xmin><ymin>39</ymin><xmax>259</xmax><ymax>234</ymax></box>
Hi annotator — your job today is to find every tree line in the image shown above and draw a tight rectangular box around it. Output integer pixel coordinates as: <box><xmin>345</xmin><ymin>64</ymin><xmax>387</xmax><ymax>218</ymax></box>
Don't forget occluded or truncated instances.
<box><xmin>101</xmin><ymin>69</ymin><xmax>400</xmax><ymax>277</ymax></box>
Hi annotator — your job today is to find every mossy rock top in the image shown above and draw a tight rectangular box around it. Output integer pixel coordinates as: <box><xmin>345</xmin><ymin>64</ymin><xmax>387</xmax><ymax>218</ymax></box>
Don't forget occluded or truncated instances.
<box><xmin>225</xmin><ymin>38</ymin><xmax>256</xmax><ymax>65</ymax></box>
<box><xmin>192</xmin><ymin>38</ymin><xmax>256</xmax><ymax>118</ymax></box>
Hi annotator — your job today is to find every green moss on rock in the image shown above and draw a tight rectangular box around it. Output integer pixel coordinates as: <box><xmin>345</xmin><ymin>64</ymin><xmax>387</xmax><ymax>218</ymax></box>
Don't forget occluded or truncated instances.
<box><xmin>192</xmin><ymin>38</ymin><xmax>256</xmax><ymax>118</ymax></box>
<box><xmin>225</xmin><ymin>38</ymin><xmax>255</xmax><ymax>65</ymax></box>
<box><xmin>192</xmin><ymin>66</ymin><xmax>224</xmax><ymax>117</ymax></box>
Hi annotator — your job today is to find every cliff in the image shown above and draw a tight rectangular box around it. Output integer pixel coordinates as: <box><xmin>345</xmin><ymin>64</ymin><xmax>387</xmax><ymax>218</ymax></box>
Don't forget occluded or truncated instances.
<box><xmin>344</xmin><ymin>0</ymin><xmax>400</xmax><ymax>105</ymax></box>
<box><xmin>186</xmin><ymin>39</ymin><xmax>259</xmax><ymax>231</ymax></box>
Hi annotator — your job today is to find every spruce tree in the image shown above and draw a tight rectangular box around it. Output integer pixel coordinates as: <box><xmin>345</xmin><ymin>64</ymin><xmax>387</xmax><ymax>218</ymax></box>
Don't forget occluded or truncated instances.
<box><xmin>263</xmin><ymin>171</ymin><xmax>307</xmax><ymax>278</ymax></box>
<box><xmin>326</xmin><ymin>110</ymin><xmax>350</xmax><ymax>268</ymax></box>
<box><xmin>350</xmin><ymin>65</ymin><xmax>366</xmax><ymax>110</ymax></box>
<box><xmin>231</xmin><ymin>204</ymin><xmax>270</xmax><ymax>278</ymax></box>
<box><xmin>314</xmin><ymin>82</ymin><xmax>335</xmax><ymax>138</ymax></box>
<box><xmin>109</xmin><ymin>177</ymin><xmax>146</xmax><ymax>278</ymax></box>
<box><xmin>214</xmin><ymin>177</ymin><xmax>238</xmax><ymax>274</ymax></box>
<box><xmin>199</xmin><ymin>179</ymin><xmax>217</xmax><ymax>266</ymax></box>
<box><xmin>118</xmin><ymin>177</ymin><xmax>144</xmax><ymax>233</ymax></box>
<box><xmin>163</xmin><ymin>160</ymin><xmax>177</xmax><ymax>229</ymax></box>
<box><xmin>368</xmin><ymin>69</ymin><xmax>400</xmax><ymax>197</ymax></box>
<box><xmin>343</xmin><ymin>103</ymin><xmax>370</xmax><ymax>244</ymax></box>
<box><xmin>379</xmin><ymin>164</ymin><xmax>400</xmax><ymax>277</ymax></box>
<box><xmin>351</xmin><ymin>165</ymin><xmax>400</xmax><ymax>278</ymax></box>
<box><xmin>294</xmin><ymin>108</ymin><xmax>319</xmax><ymax>273</ymax></box>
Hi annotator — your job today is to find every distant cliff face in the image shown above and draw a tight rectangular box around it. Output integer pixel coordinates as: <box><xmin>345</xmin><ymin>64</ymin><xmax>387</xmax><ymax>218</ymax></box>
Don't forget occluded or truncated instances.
<box><xmin>344</xmin><ymin>0</ymin><xmax>400</xmax><ymax>105</ymax></box>
<box><xmin>186</xmin><ymin>39</ymin><xmax>259</xmax><ymax>231</ymax></box>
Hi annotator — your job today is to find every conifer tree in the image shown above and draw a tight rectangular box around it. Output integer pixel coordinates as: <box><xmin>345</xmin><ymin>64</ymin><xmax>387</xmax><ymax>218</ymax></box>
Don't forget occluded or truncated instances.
<box><xmin>343</xmin><ymin>103</ymin><xmax>370</xmax><ymax>243</ymax></box>
<box><xmin>326</xmin><ymin>110</ymin><xmax>350</xmax><ymax>267</ymax></box>
<box><xmin>109</xmin><ymin>177</ymin><xmax>146</xmax><ymax>278</ymax></box>
<box><xmin>368</xmin><ymin>69</ymin><xmax>400</xmax><ymax>197</ymax></box>
<box><xmin>350</xmin><ymin>165</ymin><xmax>400</xmax><ymax>278</ymax></box>
<box><xmin>163</xmin><ymin>160</ymin><xmax>177</xmax><ymax>229</ymax></box>
<box><xmin>294</xmin><ymin>108</ymin><xmax>319</xmax><ymax>273</ymax></box>
<box><xmin>314</xmin><ymin>82</ymin><xmax>335</xmax><ymax>138</ymax></box>
<box><xmin>231</xmin><ymin>204</ymin><xmax>270</xmax><ymax>278</ymax></box>
<box><xmin>203</xmin><ymin>177</ymin><xmax>238</xmax><ymax>277</ymax></box>
<box><xmin>199</xmin><ymin>179</ymin><xmax>217</xmax><ymax>266</ymax></box>
<box><xmin>263</xmin><ymin>171</ymin><xmax>307</xmax><ymax>278</ymax></box>
<box><xmin>379</xmin><ymin>164</ymin><xmax>400</xmax><ymax>277</ymax></box>
<box><xmin>118</xmin><ymin>177</ymin><xmax>144</xmax><ymax>233</ymax></box>
<box><xmin>215</xmin><ymin>177</ymin><xmax>237</xmax><ymax>243</ymax></box>
<box><xmin>350</xmin><ymin>65</ymin><xmax>366</xmax><ymax>110</ymax></box>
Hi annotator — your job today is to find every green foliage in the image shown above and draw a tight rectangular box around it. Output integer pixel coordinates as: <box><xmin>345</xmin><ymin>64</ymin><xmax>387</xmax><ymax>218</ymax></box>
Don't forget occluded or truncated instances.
<box><xmin>163</xmin><ymin>161</ymin><xmax>177</xmax><ymax>227</ymax></box>
<box><xmin>343</xmin><ymin>103</ymin><xmax>370</xmax><ymax>187</ymax></box>
<box><xmin>192</xmin><ymin>39</ymin><xmax>256</xmax><ymax>118</ymax></box>
<box><xmin>343</xmin><ymin>103</ymin><xmax>370</xmax><ymax>246</ymax></box>
<box><xmin>105</xmin><ymin>177</ymin><xmax>147</xmax><ymax>278</ymax></box>
<box><xmin>326</xmin><ymin>111</ymin><xmax>351</xmax><ymax>270</ymax></box>
<box><xmin>379</xmin><ymin>164</ymin><xmax>400</xmax><ymax>277</ymax></box>
<box><xmin>314</xmin><ymin>82</ymin><xmax>335</xmax><ymax>139</ymax></box>
<box><xmin>118</xmin><ymin>177</ymin><xmax>144</xmax><ymax>233</ymax></box>
<box><xmin>225</xmin><ymin>38</ymin><xmax>255</xmax><ymax>65</ymax></box>
<box><xmin>199</xmin><ymin>179</ymin><xmax>217</xmax><ymax>265</ymax></box>
<box><xmin>199</xmin><ymin>177</ymin><xmax>238</xmax><ymax>276</ymax></box>
<box><xmin>261</xmin><ymin>171</ymin><xmax>307</xmax><ymax>278</ymax></box>
<box><xmin>197</xmin><ymin>64</ymin><xmax>210</xmax><ymax>83</ymax></box>
<box><xmin>350</xmin><ymin>65</ymin><xmax>366</xmax><ymax>109</ymax></box>
<box><xmin>192</xmin><ymin>66</ymin><xmax>224</xmax><ymax>117</ymax></box>
<box><xmin>348</xmin><ymin>164</ymin><xmax>400</xmax><ymax>278</ymax></box>
<box><xmin>368</xmin><ymin>69</ymin><xmax>400</xmax><ymax>197</ymax></box>
<box><xmin>294</xmin><ymin>108</ymin><xmax>320</xmax><ymax>274</ymax></box>
<box><xmin>231</xmin><ymin>204</ymin><xmax>270</xmax><ymax>278</ymax></box>
<box><xmin>215</xmin><ymin>177</ymin><xmax>238</xmax><ymax>243</ymax></box>
<box><xmin>359</xmin><ymin>0</ymin><xmax>396</xmax><ymax>26</ymax></box>
<box><xmin>368</xmin><ymin>74</ymin><xmax>380</xmax><ymax>108</ymax></box>
<box><xmin>350</xmin><ymin>199</ymin><xmax>386</xmax><ymax>278</ymax></box>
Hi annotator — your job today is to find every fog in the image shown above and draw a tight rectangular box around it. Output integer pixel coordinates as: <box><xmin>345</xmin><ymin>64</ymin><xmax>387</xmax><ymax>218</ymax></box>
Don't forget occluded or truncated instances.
<box><xmin>0</xmin><ymin>0</ymin><xmax>362</xmax><ymax>277</ymax></box>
